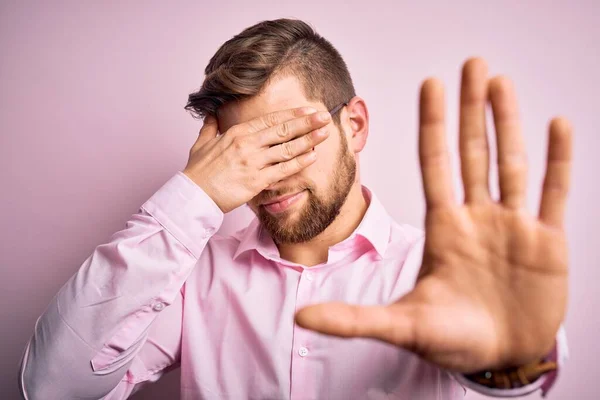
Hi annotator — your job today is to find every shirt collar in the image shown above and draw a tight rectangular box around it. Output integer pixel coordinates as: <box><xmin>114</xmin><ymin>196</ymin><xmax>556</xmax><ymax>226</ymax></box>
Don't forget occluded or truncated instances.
<box><xmin>351</xmin><ymin>186</ymin><xmax>391</xmax><ymax>258</ymax></box>
<box><xmin>232</xmin><ymin>186</ymin><xmax>392</xmax><ymax>261</ymax></box>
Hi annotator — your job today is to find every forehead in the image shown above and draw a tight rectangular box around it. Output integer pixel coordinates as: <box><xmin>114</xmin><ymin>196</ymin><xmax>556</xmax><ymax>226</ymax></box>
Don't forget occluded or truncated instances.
<box><xmin>217</xmin><ymin>74</ymin><xmax>325</xmax><ymax>132</ymax></box>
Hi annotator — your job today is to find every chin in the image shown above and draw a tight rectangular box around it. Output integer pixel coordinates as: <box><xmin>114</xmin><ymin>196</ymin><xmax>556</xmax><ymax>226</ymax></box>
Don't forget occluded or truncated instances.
<box><xmin>264</xmin><ymin>207</ymin><xmax>302</xmax><ymax>224</ymax></box>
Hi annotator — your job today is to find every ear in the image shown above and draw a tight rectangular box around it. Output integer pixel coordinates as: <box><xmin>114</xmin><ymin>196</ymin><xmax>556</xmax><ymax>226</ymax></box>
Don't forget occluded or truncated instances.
<box><xmin>344</xmin><ymin>97</ymin><xmax>369</xmax><ymax>154</ymax></box>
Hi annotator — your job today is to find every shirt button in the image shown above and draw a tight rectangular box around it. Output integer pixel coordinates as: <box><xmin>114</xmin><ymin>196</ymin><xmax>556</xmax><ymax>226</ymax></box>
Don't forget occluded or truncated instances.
<box><xmin>298</xmin><ymin>347</ymin><xmax>309</xmax><ymax>357</ymax></box>
<box><xmin>152</xmin><ymin>302</ymin><xmax>165</xmax><ymax>311</ymax></box>
<box><xmin>305</xmin><ymin>271</ymin><xmax>314</xmax><ymax>281</ymax></box>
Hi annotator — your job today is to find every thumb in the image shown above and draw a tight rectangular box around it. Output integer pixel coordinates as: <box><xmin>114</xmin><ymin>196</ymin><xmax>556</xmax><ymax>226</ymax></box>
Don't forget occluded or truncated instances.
<box><xmin>294</xmin><ymin>302</ymin><xmax>417</xmax><ymax>348</ymax></box>
<box><xmin>192</xmin><ymin>115</ymin><xmax>219</xmax><ymax>151</ymax></box>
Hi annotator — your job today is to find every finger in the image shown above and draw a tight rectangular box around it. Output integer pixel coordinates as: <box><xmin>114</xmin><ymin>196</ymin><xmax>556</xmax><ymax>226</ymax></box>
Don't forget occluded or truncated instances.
<box><xmin>261</xmin><ymin>150</ymin><xmax>317</xmax><ymax>185</ymax></box>
<box><xmin>459</xmin><ymin>58</ymin><xmax>491</xmax><ymax>203</ymax></box>
<box><xmin>256</xmin><ymin>110</ymin><xmax>331</xmax><ymax>148</ymax></box>
<box><xmin>261</xmin><ymin>126</ymin><xmax>329</xmax><ymax>166</ymax></box>
<box><xmin>242</xmin><ymin>106</ymin><xmax>318</xmax><ymax>135</ymax></box>
<box><xmin>489</xmin><ymin>76</ymin><xmax>527</xmax><ymax>209</ymax></box>
<box><xmin>191</xmin><ymin>115</ymin><xmax>218</xmax><ymax>153</ymax></box>
<box><xmin>295</xmin><ymin>302</ymin><xmax>416</xmax><ymax>348</ymax></box>
<box><xmin>419</xmin><ymin>79</ymin><xmax>456</xmax><ymax>209</ymax></box>
<box><xmin>539</xmin><ymin>117</ymin><xmax>573</xmax><ymax>228</ymax></box>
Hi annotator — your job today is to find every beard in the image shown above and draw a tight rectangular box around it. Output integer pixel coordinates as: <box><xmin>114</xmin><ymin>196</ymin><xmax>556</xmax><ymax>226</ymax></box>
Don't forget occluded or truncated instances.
<box><xmin>256</xmin><ymin>136</ymin><xmax>357</xmax><ymax>244</ymax></box>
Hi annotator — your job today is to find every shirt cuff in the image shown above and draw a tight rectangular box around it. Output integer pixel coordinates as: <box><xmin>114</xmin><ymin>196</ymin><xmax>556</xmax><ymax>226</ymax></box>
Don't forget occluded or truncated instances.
<box><xmin>451</xmin><ymin>326</ymin><xmax>568</xmax><ymax>397</ymax></box>
<box><xmin>141</xmin><ymin>171</ymin><xmax>224</xmax><ymax>258</ymax></box>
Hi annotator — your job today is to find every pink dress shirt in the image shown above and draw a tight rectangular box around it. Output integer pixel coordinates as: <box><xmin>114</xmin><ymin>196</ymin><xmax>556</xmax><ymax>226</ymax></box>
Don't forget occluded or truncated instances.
<box><xmin>19</xmin><ymin>172</ymin><xmax>566</xmax><ymax>399</ymax></box>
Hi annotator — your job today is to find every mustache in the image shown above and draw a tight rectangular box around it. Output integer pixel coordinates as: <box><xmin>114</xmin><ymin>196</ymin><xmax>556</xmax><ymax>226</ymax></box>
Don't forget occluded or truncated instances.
<box><xmin>255</xmin><ymin>186</ymin><xmax>312</xmax><ymax>204</ymax></box>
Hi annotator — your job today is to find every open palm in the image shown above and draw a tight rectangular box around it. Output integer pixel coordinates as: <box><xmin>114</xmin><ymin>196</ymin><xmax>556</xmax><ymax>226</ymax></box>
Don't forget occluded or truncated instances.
<box><xmin>295</xmin><ymin>58</ymin><xmax>572</xmax><ymax>374</ymax></box>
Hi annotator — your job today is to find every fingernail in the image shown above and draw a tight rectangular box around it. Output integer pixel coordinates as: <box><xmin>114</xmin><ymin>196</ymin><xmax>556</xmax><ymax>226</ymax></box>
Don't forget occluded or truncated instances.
<box><xmin>317</xmin><ymin>111</ymin><xmax>331</xmax><ymax>122</ymax></box>
<box><xmin>300</xmin><ymin>107</ymin><xmax>317</xmax><ymax>114</ymax></box>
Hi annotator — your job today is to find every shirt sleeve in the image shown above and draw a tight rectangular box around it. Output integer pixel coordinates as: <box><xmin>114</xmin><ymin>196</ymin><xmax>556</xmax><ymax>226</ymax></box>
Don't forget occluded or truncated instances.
<box><xmin>450</xmin><ymin>326</ymin><xmax>568</xmax><ymax>397</ymax></box>
<box><xmin>19</xmin><ymin>172</ymin><xmax>223</xmax><ymax>399</ymax></box>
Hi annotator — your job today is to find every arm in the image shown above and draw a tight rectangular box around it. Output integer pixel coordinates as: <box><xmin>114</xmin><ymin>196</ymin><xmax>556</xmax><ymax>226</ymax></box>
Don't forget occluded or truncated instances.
<box><xmin>20</xmin><ymin>107</ymin><xmax>331</xmax><ymax>399</ymax></box>
<box><xmin>19</xmin><ymin>172</ymin><xmax>223</xmax><ymax>399</ymax></box>
<box><xmin>296</xmin><ymin>58</ymin><xmax>573</xmax><ymax>397</ymax></box>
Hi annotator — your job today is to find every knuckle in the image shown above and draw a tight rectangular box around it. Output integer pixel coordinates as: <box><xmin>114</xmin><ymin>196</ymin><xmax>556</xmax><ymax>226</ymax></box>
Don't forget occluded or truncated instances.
<box><xmin>277</xmin><ymin>122</ymin><xmax>291</xmax><ymax>138</ymax></box>
<box><xmin>232</xmin><ymin>136</ymin><xmax>246</xmax><ymax>151</ymax></box>
<box><xmin>304</xmin><ymin>115</ymin><xmax>314</xmax><ymax>129</ymax></box>
<box><xmin>420</xmin><ymin>152</ymin><xmax>449</xmax><ymax>169</ymax></box>
<box><xmin>463</xmin><ymin>136</ymin><xmax>488</xmax><ymax>153</ymax></box>
<box><xmin>543</xmin><ymin>180</ymin><xmax>568</xmax><ymax>197</ymax></box>
<box><xmin>305</xmin><ymin>131</ymin><xmax>316</xmax><ymax>146</ymax></box>
<box><xmin>279</xmin><ymin>160</ymin><xmax>290</xmax><ymax>174</ymax></box>
<box><xmin>498</xmin><ymin>152</ymin><xmax>527</xmax><ymax>167</ymax></box>
<box><xmin>280</xmin><ymin>142</ymin><xmax>294</xmax><ymax>160</ymax></box>
<box><xmin>265</xmin><ymin>112</ymin><xmax>279</xmax><ymax>127</ymax></box>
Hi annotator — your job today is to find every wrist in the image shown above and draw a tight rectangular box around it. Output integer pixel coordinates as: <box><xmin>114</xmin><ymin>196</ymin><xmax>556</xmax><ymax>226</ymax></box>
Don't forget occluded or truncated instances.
<box><xmin>452</xmin><ymin>327</ymin><xmax>567</xmax><ymax>397</ymax></box>
<box><xmin>464</xmin><ymin>359</ymin><xmax>557</xmax><ymax>390</ymax></box>
<box><xmin>182</xmin><ymin>169</ymin><xmax>225</xmax><ymax>212</ymax></box>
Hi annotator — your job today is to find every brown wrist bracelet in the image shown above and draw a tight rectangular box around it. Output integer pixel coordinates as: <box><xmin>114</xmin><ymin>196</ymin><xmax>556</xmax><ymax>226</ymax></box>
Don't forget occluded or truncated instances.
<box><xmin>465</xmin><ymin>359</ymin><xmax>557</xmax><ymax>389</ymax></box>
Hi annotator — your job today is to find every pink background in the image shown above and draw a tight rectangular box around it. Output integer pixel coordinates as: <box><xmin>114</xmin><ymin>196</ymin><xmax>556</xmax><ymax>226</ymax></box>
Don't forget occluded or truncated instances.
<box><xmin>1</xmin><ymin>1</ymin><xmax>598</xmax><ymax>399</ymax></box>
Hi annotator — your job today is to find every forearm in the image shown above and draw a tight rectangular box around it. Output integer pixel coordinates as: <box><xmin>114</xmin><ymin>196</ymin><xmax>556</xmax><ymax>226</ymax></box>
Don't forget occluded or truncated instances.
<box><xmin>19</xmin><ymin>172</ymin><xmax>223</xmax><ymax>399</ymax></box>
<box><xmin>19</xmin><ymin>298</ymin><xmax>140</xmax><ymax>399</ymax></box>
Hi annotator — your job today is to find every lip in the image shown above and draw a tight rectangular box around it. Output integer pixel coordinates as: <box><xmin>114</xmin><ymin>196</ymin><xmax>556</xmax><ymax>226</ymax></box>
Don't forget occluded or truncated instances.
<box><xmin>261</xmin><ymin>192</ymin><xmax>302</xmax><ymax>205</ymax></box>
<box><xmin>261</xmin><ymin>190</ymin><xmax>306</xmax><ymax>214</ymax></box>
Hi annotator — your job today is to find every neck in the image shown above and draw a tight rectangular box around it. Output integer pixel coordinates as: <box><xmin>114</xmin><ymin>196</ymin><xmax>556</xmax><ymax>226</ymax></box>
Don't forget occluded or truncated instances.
<box><xmin>277</xmin><ymin>182</ymin><xmax>368</xmax><ymax>267</ymax></box>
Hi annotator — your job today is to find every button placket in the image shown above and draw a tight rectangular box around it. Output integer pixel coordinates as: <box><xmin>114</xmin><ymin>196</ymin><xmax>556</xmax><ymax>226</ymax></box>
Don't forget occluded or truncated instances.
<box><xmin>291</xmin><ymin>269</ymin><xmax>318</xmax><ymax>399</ymax></box>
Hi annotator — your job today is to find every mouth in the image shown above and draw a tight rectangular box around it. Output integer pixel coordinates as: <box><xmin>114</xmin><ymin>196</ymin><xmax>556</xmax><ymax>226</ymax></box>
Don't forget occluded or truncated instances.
<box><xmin>260</xmin><ymin>190</ymin><xmax>307</xmax><ymax>214</ymax></box>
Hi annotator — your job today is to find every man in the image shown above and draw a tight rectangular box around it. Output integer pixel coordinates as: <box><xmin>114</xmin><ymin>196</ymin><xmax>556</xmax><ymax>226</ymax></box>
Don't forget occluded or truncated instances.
<box><xmin>19</xmin><ymin>18</ymin><xmax>571</xmax><ymax>399</ymax></box>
